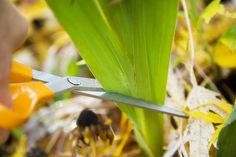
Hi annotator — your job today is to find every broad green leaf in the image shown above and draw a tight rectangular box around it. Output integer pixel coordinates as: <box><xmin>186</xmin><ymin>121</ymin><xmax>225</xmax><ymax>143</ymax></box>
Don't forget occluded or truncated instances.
<box><xmin>214</xmin><ymin>26</ymin><xmax>236</xmax><ymax>68</ymax></box>
<box><xmin>217</xmin><ymin>105</ymin><xmax>236</xmax><ymax>157</ymax></box>
<box><xmin>46</xmin><ymin>0</ymin><xmax>178</xmax><ymax>156</ymax></box>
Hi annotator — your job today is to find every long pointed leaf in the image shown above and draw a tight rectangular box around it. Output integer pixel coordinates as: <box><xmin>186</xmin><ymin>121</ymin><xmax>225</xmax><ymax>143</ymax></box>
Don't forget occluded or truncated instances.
<box><xmin>46</xmin><ymin>1</ymin><xmax>178</xmax><ymax>156</ymax></box>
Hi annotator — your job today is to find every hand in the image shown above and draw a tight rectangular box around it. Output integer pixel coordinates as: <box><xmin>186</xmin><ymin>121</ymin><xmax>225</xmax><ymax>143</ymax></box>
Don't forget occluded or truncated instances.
<box><xmin>0</xmin><ymin>0</ymin><xmax>28</xmax><ymax>145</ymax></box>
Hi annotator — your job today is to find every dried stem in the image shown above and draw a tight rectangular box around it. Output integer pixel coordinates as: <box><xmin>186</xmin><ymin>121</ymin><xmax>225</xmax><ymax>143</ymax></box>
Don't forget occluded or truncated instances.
<box><xmin>181</xmin><ymin>0</ymin><xmax>198</xmax><ymax>87</ymax></box>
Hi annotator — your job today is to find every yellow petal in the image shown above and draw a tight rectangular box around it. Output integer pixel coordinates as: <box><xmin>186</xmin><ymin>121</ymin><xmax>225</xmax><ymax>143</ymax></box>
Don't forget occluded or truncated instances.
<box><xmin>187</xmin><ymin>111</ymin><xmax>225</xmax><ymax>123</ymax></box>
<box><xmin>214</xmin><ymin>42</ymin><xmax>236</xmax><ymax>68</ymax></box>
<box><xmin>208</xmin><ymin>124</ymin><xmax>224</xmax><ymax>149</ymax></box>
<box><xmin>214</xmin><ymin>101</ymin><xmax>233</xmax><ymax>114</ymax></box>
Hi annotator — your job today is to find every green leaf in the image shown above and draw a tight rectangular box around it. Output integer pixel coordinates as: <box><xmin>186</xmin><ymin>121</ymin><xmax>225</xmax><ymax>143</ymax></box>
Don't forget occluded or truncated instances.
<box><xmin>11</xmin><ymin>128</ymin><xmax>23</xmax><ymax>139</ymax></box>
<box><xmin>217</xmin><ymin>105</ymin><xmax>236</xmax><ymax>157</ymax></box>
<box><xmin>46</xmin><ymin>0</ymin><xmax>178</xmax><ymax>156</ymax></box>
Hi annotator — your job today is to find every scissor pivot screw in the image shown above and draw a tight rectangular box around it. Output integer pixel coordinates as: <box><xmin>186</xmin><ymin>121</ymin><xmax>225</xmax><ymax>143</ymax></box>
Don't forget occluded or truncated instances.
<box><xmin>67</xmin><ymin>77</ymin><xmax>81</xmax><ymax>85</ymax></box>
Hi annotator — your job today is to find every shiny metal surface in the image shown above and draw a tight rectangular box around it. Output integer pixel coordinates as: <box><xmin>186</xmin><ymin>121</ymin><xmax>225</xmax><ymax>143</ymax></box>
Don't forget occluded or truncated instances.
<box><xmin>32</xmin><ymin>70</ymin><xmax>61</xmax><ymax>82</ymax></box>
<box><xmin>45</xmin><ymin>76</ymin><xmax>104</xmax><ymax>94</ymax></box>
<box><xmin>35</xmin><ymin>71</ymin><xmax>188</xmax><ymax>118</ymax></box>
<box><xmin>78</xmin><ymin>91</ymin><xmax>188</xmax><ymax>118</ymax></box>
<box><xmin>67</xmin><ymin>77</ymin><xmax>104</xmax><ymax>91</ymax></box>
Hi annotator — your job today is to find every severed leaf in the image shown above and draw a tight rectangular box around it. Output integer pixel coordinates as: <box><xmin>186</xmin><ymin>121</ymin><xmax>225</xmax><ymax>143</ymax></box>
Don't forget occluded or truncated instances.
<box><xmin>217</xmin><ymin>105</ymin><xmax>236</xmax><ymax>157</ymax></box>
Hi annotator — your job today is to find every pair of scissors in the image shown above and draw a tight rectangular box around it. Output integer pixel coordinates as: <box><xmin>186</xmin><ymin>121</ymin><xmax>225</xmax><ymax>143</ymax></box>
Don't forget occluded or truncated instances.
<box><xmin>0</xmin><ymin>61</ymin><xmax>188</xmax><ymax>129</ymax></box>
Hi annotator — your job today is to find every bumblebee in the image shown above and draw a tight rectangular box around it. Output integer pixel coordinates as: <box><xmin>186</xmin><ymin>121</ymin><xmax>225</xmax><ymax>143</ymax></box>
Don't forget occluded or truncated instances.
<box><xmin>70</xmin><ymin>109</ymin><xmax>114</xmax><ymax>149</ymax></box>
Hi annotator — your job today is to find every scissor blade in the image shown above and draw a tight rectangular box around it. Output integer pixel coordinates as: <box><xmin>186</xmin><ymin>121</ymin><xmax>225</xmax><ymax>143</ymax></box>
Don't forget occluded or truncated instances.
<box><xmin>45</xmin><ymin>76</ymin><xmax>104</xmax><ymax>95</ymax></box>
<box><xmin>77</xmin><ymin>91</ymin><xmax>188</xmax><ymax>118</ymax></box>
<box><xmin>44</xmin><ymin>76</ymin><xmax>188</xmax><ymax>118</ymax></box>
<box><xmin>32</xmin><ymin>70</ymin><xmax>62</xmax><ymax>82</ymax></box>
<box><xmin>32</xmin><ymin>70</ymin><xmax>104</xmax><ymax>91</ymax></box>
<box><xmin>67</xmin><ymin>77</ymin><xmax>104</xmax><ymax>91</ymax></box>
